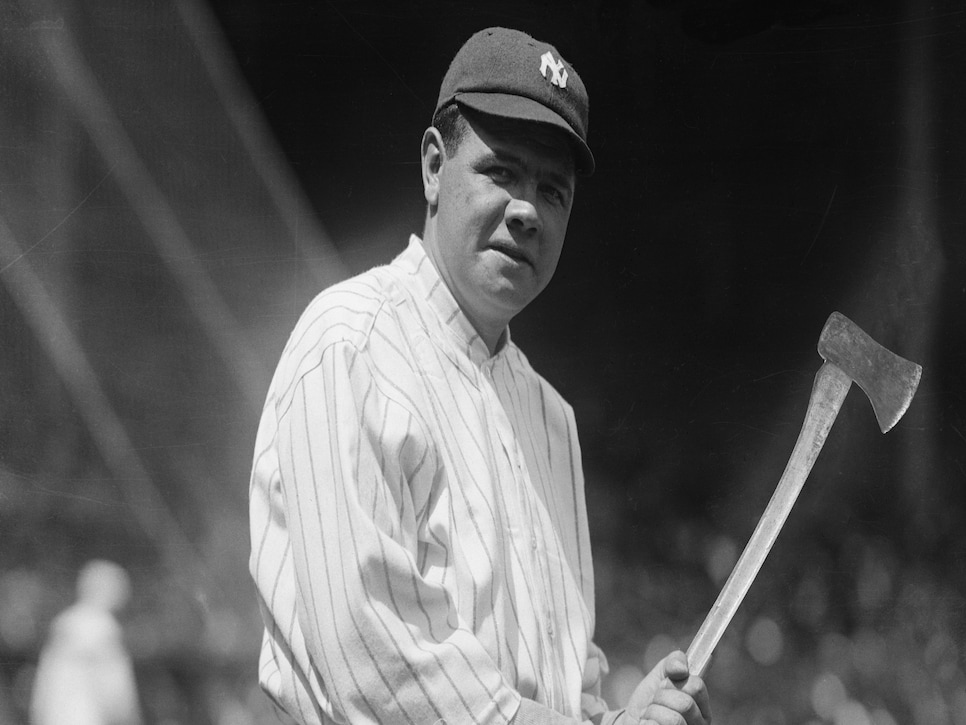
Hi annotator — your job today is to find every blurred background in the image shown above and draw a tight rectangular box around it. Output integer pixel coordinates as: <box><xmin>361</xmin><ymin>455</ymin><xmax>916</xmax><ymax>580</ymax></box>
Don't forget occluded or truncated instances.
<box><xmin>1</xmin><ymin>0</ymin><xmax>964</xmax><ymax>723</ymax></box>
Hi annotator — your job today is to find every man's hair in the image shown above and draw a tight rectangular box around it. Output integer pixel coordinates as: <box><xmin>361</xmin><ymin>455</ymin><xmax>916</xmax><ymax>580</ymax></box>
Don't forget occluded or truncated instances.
<box><xmin>432</xmin><ymin>102</ymin><xmax>469</xmax><ymax>156</ymax></box>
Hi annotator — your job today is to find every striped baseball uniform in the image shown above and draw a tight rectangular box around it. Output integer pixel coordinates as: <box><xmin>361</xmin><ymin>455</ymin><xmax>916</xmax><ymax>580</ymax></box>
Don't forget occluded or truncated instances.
<box><xmin>249</xmin><ymin>236</ymin><xmax>617</xmax><ymax>724</ymax></box>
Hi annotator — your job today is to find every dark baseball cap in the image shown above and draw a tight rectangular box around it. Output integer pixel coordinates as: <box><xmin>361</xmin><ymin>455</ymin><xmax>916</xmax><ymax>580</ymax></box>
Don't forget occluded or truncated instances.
<box><xmin>435</xmin><ymin>27</ymin><xmax>594</xmax><ymax>176</ymax></box>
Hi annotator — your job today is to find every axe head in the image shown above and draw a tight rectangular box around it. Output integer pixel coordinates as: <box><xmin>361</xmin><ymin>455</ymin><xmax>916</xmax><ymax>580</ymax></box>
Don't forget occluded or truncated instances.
<box><xmin>817</xmin><ymin>312</ymin><xmax>923</xmax><ymax>433</ymax></box>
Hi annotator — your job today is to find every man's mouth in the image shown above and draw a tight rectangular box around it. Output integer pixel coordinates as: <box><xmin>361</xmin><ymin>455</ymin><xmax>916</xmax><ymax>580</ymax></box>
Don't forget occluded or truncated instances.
<box><xmin>488</xmin><ymin>243</ymin><xmax>533</xmax><ymax>268</ymax></box>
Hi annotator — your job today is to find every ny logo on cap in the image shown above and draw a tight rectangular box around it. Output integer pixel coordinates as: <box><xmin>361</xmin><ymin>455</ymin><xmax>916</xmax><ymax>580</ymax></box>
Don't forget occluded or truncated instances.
<box><xmin>539</xmin><ymin>51</ymin><xmax>568</xmax><ymax>89</ymax></box>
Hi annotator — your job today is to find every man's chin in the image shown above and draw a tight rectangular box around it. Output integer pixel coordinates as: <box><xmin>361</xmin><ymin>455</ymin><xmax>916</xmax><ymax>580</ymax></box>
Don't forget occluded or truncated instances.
<box><xmin>482</xmin><ymin>282</ymin><xmax>540</xmax><ymax>319</ymax></box>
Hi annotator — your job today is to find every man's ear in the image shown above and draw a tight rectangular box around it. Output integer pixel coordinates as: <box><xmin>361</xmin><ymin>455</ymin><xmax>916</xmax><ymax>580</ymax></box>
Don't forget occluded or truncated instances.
<box><xmin>421</xmin><ymin>127</ymin><xmax>445</xmax><ymax>207</ymax></box>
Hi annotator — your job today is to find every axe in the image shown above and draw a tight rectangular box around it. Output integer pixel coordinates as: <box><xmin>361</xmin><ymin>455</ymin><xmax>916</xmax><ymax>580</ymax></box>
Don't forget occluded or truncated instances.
<box><xmin>686</xmin><ymin>311</ymin><xmax>922</xmax><ymax>677</ymax></box>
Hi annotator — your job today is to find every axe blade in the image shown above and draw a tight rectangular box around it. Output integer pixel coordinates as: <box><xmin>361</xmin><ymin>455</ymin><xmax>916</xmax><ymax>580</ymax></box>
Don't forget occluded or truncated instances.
<box><xmin>818</xmin><ymin>312</ymin><xmax>922</xmax><ymax>433</ymax></box>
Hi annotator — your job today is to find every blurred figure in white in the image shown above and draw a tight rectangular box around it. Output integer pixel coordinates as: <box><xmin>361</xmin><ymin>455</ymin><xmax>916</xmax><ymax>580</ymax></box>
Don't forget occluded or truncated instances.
<box><xmin>30</xmin><ymin>559</ymin><xmax>142</xmax><ymax>725</ymax></box>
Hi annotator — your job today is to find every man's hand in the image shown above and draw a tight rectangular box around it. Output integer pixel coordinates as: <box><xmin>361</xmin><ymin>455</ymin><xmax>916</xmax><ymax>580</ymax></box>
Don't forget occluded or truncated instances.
<box><xmin>622</xmin><ymin>650</ymin><xmax>711</xmax><ymax>725</ymax></box>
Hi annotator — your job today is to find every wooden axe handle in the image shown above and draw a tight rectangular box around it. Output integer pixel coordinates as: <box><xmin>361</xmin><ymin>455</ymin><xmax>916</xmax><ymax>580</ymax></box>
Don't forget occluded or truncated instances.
<box><xmin>686</xmin><ymin>361</ymin><xmax>853</xmax><ymax>677</ymax></box>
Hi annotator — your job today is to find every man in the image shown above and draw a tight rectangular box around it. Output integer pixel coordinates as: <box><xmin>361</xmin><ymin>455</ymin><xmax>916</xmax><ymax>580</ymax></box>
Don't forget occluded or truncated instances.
<box><xmin>30</xmin><ymin>560</ymin><xmax>143</xmax><ymax>725</ymax></box>
<box><xmin>249</xmin><ymin>27</ymin><xmax>711</xmax><ymax>725</ymax></box>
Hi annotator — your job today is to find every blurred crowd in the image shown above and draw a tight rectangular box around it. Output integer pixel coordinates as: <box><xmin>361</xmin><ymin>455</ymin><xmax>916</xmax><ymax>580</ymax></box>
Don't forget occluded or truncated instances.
<box><xmin>1</xmin><ymin>512</ymin><xmax>964</xmax><ymax>724</ymax></box>
<box><xmin>592</xmin><ymin>520</ymin><xmax>966</xmax><ymax>725</ymax></box>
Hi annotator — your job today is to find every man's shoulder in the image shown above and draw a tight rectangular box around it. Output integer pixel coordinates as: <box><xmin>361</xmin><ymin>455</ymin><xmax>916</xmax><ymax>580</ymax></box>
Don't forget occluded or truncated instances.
<box><xmin>292</xmin><ymin>263</ymin><xmax>405</xmax><ymax>350</ymax></box>
<box><xmin>269</xmin><ymin>260</ymin><xmax>415</xmax><ymax>386</ymax></box>
<box><xmin>264</xmin><ymin>258</ymin><xmax>430</xmax><ymax>416</ymax></box>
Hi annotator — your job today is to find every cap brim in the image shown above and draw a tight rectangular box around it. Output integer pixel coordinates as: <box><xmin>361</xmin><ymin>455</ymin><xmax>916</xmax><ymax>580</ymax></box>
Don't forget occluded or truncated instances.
<box><xmin>455</xmin><ymin>92</ymin><xmax>595</xmax><ymax>176</ymax></box>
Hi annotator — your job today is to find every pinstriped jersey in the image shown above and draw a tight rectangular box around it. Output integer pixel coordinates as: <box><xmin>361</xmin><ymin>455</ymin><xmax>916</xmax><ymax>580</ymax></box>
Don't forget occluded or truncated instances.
<box><xmin>249</xmin><ymin>236</ymin><xmax>610</xmax><ymax>724</ymax></box>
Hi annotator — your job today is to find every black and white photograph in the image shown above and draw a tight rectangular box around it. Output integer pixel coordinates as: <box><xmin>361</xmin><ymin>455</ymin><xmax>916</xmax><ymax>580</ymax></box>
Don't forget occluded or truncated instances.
<box><xmin>1</xmin><ymin>1</ymin><xmax>964</xmax><ymax>723</ymax></box>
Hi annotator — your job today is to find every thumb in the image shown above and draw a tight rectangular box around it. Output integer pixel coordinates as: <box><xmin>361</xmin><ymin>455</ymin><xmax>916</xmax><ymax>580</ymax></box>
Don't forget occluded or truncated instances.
<box><xmin>662</xmin><ymin>650</ymin><xmax>691</xmax><ymax>683</ymax></box>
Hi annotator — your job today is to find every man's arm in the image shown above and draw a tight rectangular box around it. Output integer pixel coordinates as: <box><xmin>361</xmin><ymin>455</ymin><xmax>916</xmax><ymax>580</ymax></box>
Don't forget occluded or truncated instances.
<box><xmin>274</xmin><ymin>338</ymin><xmax>524</xmax><ymax>724</ymax></box>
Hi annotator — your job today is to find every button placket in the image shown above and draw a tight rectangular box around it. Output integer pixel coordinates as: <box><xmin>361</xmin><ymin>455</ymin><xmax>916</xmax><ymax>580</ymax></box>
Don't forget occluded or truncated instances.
<box><xmin>481</xmin><ymin>356</ymin><xmax>560</xmax><ymax>707</ymax></box>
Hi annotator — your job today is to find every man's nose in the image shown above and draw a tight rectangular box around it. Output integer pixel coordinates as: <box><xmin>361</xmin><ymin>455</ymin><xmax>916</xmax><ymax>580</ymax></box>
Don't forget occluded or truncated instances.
<box><xmin>504</xmin><ymin>196</ymin><xmax>541</xmax><ymax>236</ymax></box>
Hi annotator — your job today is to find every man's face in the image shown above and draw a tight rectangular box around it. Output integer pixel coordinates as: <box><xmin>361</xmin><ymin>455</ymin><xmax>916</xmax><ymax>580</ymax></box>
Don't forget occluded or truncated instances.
<box><xmin>425</xmin><ymin>112</ymin><xmax>576</xmax><ymax>343</ymax></box>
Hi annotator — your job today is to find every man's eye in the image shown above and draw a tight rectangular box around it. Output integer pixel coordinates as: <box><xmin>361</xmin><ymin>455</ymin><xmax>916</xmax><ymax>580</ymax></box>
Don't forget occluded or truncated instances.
<box><xmin>542</xmin><ymin>185</ymin><xmax>566</xmax><ymax>205</ymax></box>
<box><xmin>487</xmin><ymin>166</ymin><xmax>513</xmax><ymax>183</ymax></box>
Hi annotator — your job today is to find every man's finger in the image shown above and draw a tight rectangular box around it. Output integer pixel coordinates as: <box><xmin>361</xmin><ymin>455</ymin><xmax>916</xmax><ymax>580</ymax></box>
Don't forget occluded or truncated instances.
<box><xmin>654</xmin><ymin>659</ymin><xmax>711</xmax><ymax>723</ymax></box>
<box><xmin>644</xmin><ymin>688</ymin><xmax>706</xmax><ymax>725</ymax></box>
<box><xmin>664</xmin><ymin>674</ymin><xmax>710</xmax><ymax>721</ymax></box>
<box><xmin>640</xmin><ymin>709</ymin><xmax>691</xmax><ymax>725</ymax></box>
<box><xmin>662</xmin><ymin>650</ymin><xmax>690</xmax><ymax>682</ymax></box>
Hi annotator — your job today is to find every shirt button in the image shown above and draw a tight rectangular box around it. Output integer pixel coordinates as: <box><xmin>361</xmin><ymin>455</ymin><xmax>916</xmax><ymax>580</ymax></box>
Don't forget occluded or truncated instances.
<box><xmin>546</xmin><ymin>621</ymin><xmax>555</xmax><ymax>639</ymax></box>
<box><xmin>531</xmin><ymin>535</ymin><xmax>538</xmax><ymax>551</ymax></box>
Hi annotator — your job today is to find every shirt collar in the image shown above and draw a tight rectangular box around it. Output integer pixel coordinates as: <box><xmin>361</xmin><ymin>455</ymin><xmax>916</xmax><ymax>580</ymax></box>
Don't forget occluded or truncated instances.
<box><xmin>394</xmin><ymin>235</ymin><xmax>511</xmax><ymax>366</ymax></box>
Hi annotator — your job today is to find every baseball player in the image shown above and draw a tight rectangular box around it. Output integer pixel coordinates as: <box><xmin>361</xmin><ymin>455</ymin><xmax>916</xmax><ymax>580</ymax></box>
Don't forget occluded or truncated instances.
<box><xmin>249</xmin><ymin>27</ymin><xmax>711</xmax><ymax>725</ymax></box>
